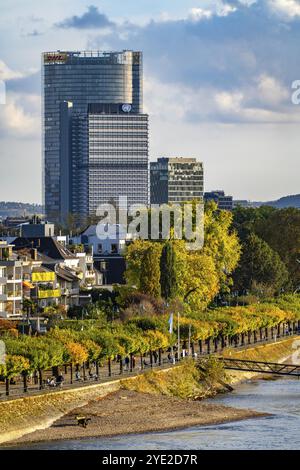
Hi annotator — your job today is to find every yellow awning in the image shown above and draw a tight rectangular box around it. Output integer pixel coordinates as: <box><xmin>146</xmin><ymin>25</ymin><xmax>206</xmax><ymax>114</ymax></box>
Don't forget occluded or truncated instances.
<box><xmin>23</xmin><ymin>281</ymin><xmax>35</xmax><ymax>289</ymax></box>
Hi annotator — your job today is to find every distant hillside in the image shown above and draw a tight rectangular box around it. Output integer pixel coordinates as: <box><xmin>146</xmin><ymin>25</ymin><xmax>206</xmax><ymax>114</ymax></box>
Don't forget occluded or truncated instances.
<box><xmin>0</xmin><ymin>201</ymin><xmax>44</xmax><ymax>218</ymax></box>
<box><xmin>255</xmin><ymin>194</ymin><xmax>300</xmax><ymax>209</ymax></box>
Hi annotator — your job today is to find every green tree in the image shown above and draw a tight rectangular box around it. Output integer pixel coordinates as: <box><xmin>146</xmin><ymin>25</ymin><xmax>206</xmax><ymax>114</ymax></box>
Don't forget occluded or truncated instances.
<box><xmin>233</xmin><ymin>233</ymin><xmax>289</xmax><ymax>295</ymax></box>
<box><xmin>160</xmin><ymin>241</ymin><xmax>178</xmax><ymax>300</ymax></box>
<box><xmin>254</xmin><ymin>208</ymin><xmax>300</xmax><ymax>289</ymax></box>
<box><xmin>140</xmin><ymin>245</ymin><xmax>162</xmax><ymax>298</ymax></box>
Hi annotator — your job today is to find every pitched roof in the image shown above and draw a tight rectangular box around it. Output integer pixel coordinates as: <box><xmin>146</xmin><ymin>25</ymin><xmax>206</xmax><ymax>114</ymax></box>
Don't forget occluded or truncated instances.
<box><xmin>13</xmin><ymin>237</ymin><xmax>76</xmax><ymax>261</ymax></box>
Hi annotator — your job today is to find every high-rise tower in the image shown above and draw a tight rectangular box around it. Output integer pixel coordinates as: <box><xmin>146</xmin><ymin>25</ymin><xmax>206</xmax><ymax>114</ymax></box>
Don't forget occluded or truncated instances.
<box><xmin>42</xmin><ymin>50</ymin><xmax>148</xmax><ymax>223</ymax></box>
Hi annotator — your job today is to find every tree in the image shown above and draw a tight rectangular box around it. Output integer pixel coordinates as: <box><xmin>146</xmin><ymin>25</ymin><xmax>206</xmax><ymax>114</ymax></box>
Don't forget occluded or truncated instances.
<box><xmin>2</xmin><ymin>355</ymin><xmax>30</xmax><ymax>396</ymax></box>
<box><xmin>233</xmin><ymin>233</ymin><xmax>289</xmax><ymax>295</ymax></box>
<box><xmin>254</xmin><ymin>208</ymin><xmax>300</xmax><ymax>289</ymax></box>
<box><xmin>160</xmin><ymin>241</ymin><xmax>178</xmax><ymax>300</ymax></box>
<box><xmin>140</xmin><ymin>245</ymin><xmax>162</xmax><ymax>298</ymax></box>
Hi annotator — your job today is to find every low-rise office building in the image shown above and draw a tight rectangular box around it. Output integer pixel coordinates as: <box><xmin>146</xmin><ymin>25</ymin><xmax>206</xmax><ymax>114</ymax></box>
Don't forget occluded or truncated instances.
<box><xmin>204</xmin><ymin>190</ymin><xmax>233</xmax><ymax>211</ymax></box>
<box><xmin>150</xmin><ymin>157</ymin><xmax>204</xmax><ymax>205</ymax></box>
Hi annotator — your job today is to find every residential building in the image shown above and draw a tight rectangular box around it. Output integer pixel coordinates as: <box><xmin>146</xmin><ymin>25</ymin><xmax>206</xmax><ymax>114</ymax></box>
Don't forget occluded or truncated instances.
<box><xmin>0</xmin><ymin>241</ymin><xmax>23</xmax><ymax>318</ymax></box>
<box><xmin>21</xmin><ymin>216</ymin><xmax>55</xmax><ymax>238</ymax></box>
<box><xmin>70</xmin><ymin>224</ymin><xmax>133</xmax><ymax>284</ymax></box>
<box><xmin>150</xmin><ymin>157</ymin><xmax>204</xmax><ymax>204</ymax></box>
<box><xmin>13</xmin><ymin>236</ymin><xmax>100</xmax><ymax>308</ymax></box>
<box><xmin>42</xmin><ymin>50</ymin><xmax>148</xmax><ymax>223</ymax></box>
<box><xmin>204</xmin><ymin>191</ymin><xmax>233</xmax><ymax>211</ymax></box>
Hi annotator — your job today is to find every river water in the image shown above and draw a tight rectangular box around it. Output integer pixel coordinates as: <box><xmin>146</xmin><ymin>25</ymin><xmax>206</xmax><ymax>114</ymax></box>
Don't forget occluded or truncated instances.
<box><xmin>7</xmin><ymin>377</ymin><xmax>300</xmax><ymax>450</ymax></box>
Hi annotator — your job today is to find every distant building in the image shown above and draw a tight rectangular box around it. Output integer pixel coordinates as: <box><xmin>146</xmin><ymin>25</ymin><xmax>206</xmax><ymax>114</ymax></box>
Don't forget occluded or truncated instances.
<box><xmin>204</xmin><ymin>191</ymin><xmax>233</xmax><ymax>211</ymax></box>
<box><xmin>3</xmin><ymin>216</ymin><xmax>29</xmax><ymax>229</ymax></box>
<box><xmin>233</xmin><ymin>200</ymin><xmax>252</xmax><ymax>209</ymax></box>
<box><xmin>150</xmin><ymin>157</ymin><xmax>204</xmax><ymax>204</ymax></box>
<box><xmin>21</xmin><ymin>216</ymin><xmax>55</xmax><ymax>238</ymax></box>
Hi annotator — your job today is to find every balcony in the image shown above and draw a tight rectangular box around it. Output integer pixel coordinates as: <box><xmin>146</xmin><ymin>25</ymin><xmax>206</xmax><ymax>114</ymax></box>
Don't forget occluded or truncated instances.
<box><xmin>7</xmin><ymin>291</ymin><xmax>22</xmax><ymax>300</ymax></box>
<box><xmin>38</xmin><ymin>289</ymin><xmax>61</xmax><ymax>299</ymax></box>
<box><xmin>32</xmin><ymin>272</ymin><xmax>55</xmax><ymax>282</ymax></box>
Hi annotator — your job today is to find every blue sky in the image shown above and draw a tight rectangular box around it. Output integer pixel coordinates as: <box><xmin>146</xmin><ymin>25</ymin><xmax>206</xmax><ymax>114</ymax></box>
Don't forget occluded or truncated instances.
<box><xmin>0</xmin><ymin>0</ymin><xmax>300</xmax><ymax>203</ymax></box>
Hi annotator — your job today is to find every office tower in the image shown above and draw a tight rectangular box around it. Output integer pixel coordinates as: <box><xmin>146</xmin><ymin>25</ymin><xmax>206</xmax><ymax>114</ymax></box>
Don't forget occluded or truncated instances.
<box><xmin>204</xmin><ymin>190</ymin><xmax>233</xmax><ymax>211</ymax></box>
<box><xmin>150</xmin><ymin>157</ymin><xmax>204</xmax><ymax>204</ymax></box>
<box><xmin>42</xmin><ymin>50</ymin><xmax>148</xmax><ymax>223</ymax></box>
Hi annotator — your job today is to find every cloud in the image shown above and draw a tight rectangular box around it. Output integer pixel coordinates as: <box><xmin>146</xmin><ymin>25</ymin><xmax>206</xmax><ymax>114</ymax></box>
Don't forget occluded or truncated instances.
<box><xmin>55</xmin><ymin>5</ymin><xmax>115</xmax><ymax>29</ymax></box>
<box><xmin>267</xmin><ymin>0</ymin><xmax>300</xmax><ymax>19</ymax></box>
<box><xmin>0</xmin><ymin>60</ymin><xmax>24</xmax><ymax>81</ymax></box>
<box><xmin>25</xmin><ymin>30</ymin><xmax>43</xmax><ymax>37</ymax></box>
<box><xmin>0</xmin><ymin>93</ymin><xmax>40</xmax><ymax>138</ymax></box>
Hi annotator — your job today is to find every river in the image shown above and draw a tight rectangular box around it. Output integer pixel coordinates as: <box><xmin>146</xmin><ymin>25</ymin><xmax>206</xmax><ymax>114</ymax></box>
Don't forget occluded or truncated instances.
<box><xmin>6</xmin><ymin>377</ymin><xmax>300</xmax><ymax>450</ymax></box>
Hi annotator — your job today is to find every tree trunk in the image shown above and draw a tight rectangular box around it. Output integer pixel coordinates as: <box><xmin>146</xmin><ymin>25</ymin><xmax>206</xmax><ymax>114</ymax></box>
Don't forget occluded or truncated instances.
<box><xmin>207</xmin><ymin>338</ymin><xmax>211</xmax><ymax>354</ymax></box>
<box><xmin>119</xmin><ymin>357</ymin><xmax>123</xmax><ymax>375</ymax></box>
<box><xmin>108</xmin><ymin>358</ymin><xmax>112</xmax><ymax>377</ymax></box>
<box><xmin>130</xmin><ymin>353</ymin><xmax>133</xmax><ymax>372</ymax></box>
<box><xmin>96</xmin><ymin>361</ymin><xmax>99</xmax><ymax>379</ymax></box>
<box><xmin>158</xmin><ymin>348</ymin><xmax>162</xmax><ymax>365</ymax></box>
<box><xmin>140</xmin><ymin>355</ymin><xmax>144</xmax><ymax>370</ymax></box>
<box><xmin>150</xmin><ymin>351</ymin><xmax>153</xmax><ymax>368</ymax></box>
<box><xmin>83</xmin><ymin>362</ymin><xmax>86</xmax><ymax>381</ymax></box>
<box><xmin>5</xmin><ymin>378</ymin><xmax>9</xmax><ymax>396</ymax></box>
<box><xmin>23</xmin><ymin>372</ymin><xmax>28</xmax><ymax>393</ymax></box>
<box><xmin>70</xmin><ymin>363</ymin><xmax>73</xmax><ymax>384</ymax></box>
<box><xmin>38</xmin><ymin>369</ymin><xmax>43</xmax><ymax>390</ymax></box>
<box><xmin>199</xmin><ymin>340</ymin><xmax>203</xmax><ymax>355</ymax></box>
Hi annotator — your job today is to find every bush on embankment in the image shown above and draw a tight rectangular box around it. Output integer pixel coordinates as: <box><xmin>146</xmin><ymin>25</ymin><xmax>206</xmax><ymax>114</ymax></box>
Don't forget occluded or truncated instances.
<box><xmin>122</xmin><ymin>357</ymin><xmax>227</xmax><ymax>400</ymax></box>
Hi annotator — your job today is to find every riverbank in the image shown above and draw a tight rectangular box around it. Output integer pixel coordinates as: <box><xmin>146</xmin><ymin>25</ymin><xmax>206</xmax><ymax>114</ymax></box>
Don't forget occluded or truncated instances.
<box><xmin>1</xmin><ymin>335</ymin><xmax>299</xmax><ymax>446</ymax></box>
<box><xmin>3</xmin><ymin>389</ymin><xmax>266</xmax><ymax>447</ymax></box>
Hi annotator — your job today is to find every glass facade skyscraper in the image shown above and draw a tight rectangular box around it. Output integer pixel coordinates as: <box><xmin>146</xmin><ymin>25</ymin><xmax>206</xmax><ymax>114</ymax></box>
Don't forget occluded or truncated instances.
<box><xmin>150</xmin><ymin>157</ymin><xmax>204</xmax><ymax>204</ymax></box>
<box><xmin>42</xmin><ymin>50</ymin><xmax>148</xmax><ymax>223</ymax></box>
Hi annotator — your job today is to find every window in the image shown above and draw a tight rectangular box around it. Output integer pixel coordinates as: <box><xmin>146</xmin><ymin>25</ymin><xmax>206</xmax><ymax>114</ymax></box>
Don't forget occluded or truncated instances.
<box><xmin>111</xmin><ymin>243</ymin><xmax>118</xmax><ymax>254</ymax></box>
<box><xmin>97</xmin><ymin>243</ymin><xmax>103</xmax><ymax>254</ymax></box>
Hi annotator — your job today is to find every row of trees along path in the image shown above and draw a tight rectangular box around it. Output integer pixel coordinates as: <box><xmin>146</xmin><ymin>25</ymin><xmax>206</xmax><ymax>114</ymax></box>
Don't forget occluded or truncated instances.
<box><xmin>1</xmin><ymin>320</ymin><xmax>299</xmax><ymax>399</ymax></box>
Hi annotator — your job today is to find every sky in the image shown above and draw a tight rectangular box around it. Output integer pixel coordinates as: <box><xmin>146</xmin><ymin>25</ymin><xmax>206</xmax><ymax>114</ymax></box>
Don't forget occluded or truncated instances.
<box><xmin>0</xmin><ymin>0</ymin><xmax>300</xmax><ymax>203</ymax></box>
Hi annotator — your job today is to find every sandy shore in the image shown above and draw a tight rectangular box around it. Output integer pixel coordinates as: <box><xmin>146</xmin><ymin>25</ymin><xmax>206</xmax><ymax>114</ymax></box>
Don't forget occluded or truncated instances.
<box><xmin>5</xmin><ymin>389</ymin><xmax>267</xmax><ymax>446</ymax></box>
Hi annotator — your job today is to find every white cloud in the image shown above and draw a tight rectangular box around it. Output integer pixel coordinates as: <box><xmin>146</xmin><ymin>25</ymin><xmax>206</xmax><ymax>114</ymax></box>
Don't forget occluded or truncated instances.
<box><xmin>268</xmin><ymin>0</ymin><xmax>300</xmax><ymax>18</ymax></box>
<box><xmin>145</xmin><ymin>73</ymin><xmax>299</xmax><ymax>125</ymax></box>
<box><xmin>188</xmin><ymin>1</ymin><xmax>237</xmax><ymax>21</ymax></box>
<box><xmin>0</xmin><ymin>60</ymin><xmax>24</xmax><ymax>81</ymax></box>
<box><xmin>215</xmin><ymin>91</ymin><xmax>244</xmax><ymax>113</ymax></box>
<box><xmin>189</xmin><ymin>8</ymin><xmax>214</xmax><ymax>21</ymax></box>
<box><xmin>0</xmin><ymin>94</ymin><xmax>40</xmax><ymax>138</ymax></box>
<box><xmin>256</xmin><ymin>74</ymin><xmax>289</xmax><ymax>106</ymax></box>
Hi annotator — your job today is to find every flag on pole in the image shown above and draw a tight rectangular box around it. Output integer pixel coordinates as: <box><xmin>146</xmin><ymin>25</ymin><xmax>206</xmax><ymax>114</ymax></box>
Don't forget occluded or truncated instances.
<box><xmin>168</xmin><ymin>313</ymin><xmax>173</xmax><ymax>334</ymax></box>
